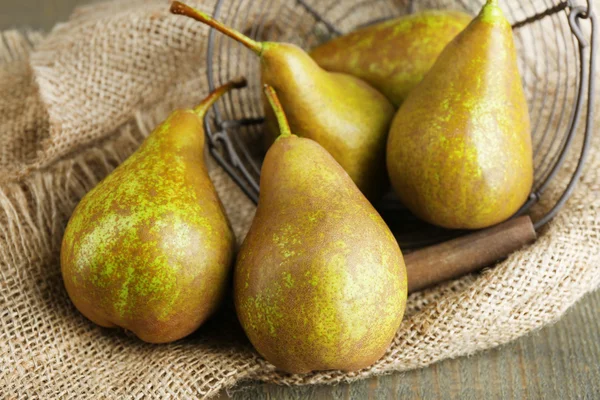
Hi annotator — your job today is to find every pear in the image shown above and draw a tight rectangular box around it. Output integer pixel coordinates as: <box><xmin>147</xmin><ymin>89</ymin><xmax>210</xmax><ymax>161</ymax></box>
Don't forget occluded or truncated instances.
<box><xmin>233</xmin><ymin>85</ymin><xmax>407</xmax><ymax>373</ymax></box>
<box><xmin>387</xmin><ymin>0</ymin><xmax>533</xmax><ymax>230</ymax></box>
<box><xmin>60</xmin><ymin>79</ymin><xmax>246</xmax><ymax>343</ymax></box>
<box><xmin>171</xmin><ymin>1</ymin><xmax>395</xmax><ymax>202</ymax></box>
<box><xmin>310</xmin><ymin>10</ymin><xmax>472</xmax><ymax>107</ymax></box>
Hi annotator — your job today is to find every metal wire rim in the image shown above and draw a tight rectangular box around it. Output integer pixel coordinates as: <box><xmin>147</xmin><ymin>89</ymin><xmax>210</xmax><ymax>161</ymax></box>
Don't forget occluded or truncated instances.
<box><xmin>203</xmin><ymin>0</ymin><xmax>597</xmax><ymax>248</ymax></box>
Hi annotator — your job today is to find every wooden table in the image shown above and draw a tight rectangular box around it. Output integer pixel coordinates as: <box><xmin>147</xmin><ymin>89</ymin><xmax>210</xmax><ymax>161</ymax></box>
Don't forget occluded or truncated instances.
<box><xmin>5</xmin><ymin>2</ymin><xmax>599</xmax><ymax>398</ymax></box>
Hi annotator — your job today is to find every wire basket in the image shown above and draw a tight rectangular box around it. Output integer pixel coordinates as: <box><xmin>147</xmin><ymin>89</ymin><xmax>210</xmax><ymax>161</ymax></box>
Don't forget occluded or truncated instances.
<box><xmin>202</xmin><ymin>0</ymin><xmax>596</xmax><ymax>249</ymax></box>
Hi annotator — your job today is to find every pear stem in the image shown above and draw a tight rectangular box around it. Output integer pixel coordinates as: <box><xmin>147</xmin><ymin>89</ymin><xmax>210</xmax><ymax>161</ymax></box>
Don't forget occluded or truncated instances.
<box><xmin>486</xmin><ymin>0</ymin><xmax>498</xmax><ymax>5</ymax></box>
<box><xmin>193</xmin><ymin>77</ymin><xmax>247</xmax><ymax>116</ymax></box>
<box><xmin>263</xmin><ymin>85</ymin><xmax>292</xmax><ymax>138</ymax></box>
<box><xmin>170</xmin><ymin>1</ymin><xmax>263</xmax><ymax>55</ymax></box>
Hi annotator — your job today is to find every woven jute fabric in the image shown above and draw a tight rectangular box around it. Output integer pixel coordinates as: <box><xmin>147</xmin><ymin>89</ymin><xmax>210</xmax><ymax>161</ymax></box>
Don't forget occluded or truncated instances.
<box><xmin>1</xmin><ymin>0</ymin><xmax>599</xmax><ymax>398</ymax></box>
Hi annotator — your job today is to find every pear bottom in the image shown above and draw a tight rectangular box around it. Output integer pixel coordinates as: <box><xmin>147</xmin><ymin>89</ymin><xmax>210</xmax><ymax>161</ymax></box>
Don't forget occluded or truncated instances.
<box><xmin>234</xmin><ymin>136</ymin><xmax>406</xmax><ymax>373</ymax></box>
<box><xmin>60</xmin><ymin>110</ymin><xmax>235</xmax><ymax>344</ymax></box>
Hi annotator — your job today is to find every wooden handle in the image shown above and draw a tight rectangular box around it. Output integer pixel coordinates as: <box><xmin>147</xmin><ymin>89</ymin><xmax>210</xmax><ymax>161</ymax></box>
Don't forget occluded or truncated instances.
<box><xmin>404</xmin><ymin>215</ymin><xmax>537</xmax><ymax>293</ymax></box>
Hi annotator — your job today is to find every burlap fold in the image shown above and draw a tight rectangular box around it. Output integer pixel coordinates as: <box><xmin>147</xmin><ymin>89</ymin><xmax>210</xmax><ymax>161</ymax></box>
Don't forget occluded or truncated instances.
<box><xmin>1</xmin><ymin>0</ymin><xmax>599</xmax><ymax>398</ymax></box>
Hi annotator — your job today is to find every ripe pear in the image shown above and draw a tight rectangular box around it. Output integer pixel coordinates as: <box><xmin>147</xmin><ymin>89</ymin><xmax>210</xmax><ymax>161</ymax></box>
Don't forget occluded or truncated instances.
<box><xmin>310</xmin><ymin>10</ymin><xmax>472</xmax><ymax>107</ymax></box>
<box><xmin>387</xmin><ymin>0</ymin><xmax>533</xmax><ymax>230</ymax></box>
<box><xmin>171</xmin><ymin>2</ymin><xmax>395</xmax><ymax>202</ymax></box>
<box><xmin>60</xmin><ymin>79</ymin><xmax>246</xmax><ymax>343</ymax></box>
<box><xmin>233</xmin><ymin>85</ymin><xmax>407</xmax><ymax>374</ymax></box>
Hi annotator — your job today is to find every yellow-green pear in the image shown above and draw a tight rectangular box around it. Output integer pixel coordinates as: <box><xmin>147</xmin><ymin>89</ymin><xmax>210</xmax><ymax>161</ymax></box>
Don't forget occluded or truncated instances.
<box><xmin>310</xmin><ymin>10</ymin><xmax>472</xmax><ymax>107</ymax></box>
<box><xmin>171</xmin><ymin>1</ymin><xmax>395</xmax><ymax>202</ymax></box>
<box><xmin>234</xmin><ymin>85</ymin><xmax>407</xmax><ymax>373</ymax></box>
<box><xmin>387</xmin><ymin>0</ymin><xmax>533</xmax><ymax>229</ymax></box>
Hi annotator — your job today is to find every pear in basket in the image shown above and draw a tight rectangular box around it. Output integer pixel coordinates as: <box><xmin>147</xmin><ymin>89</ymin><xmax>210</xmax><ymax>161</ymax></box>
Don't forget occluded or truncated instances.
<box><xmin>387</xmin><ymin>0</ymin><xmax>533</xmax><ymax>229</ymax></box>
<box><xmin>171</xmin><ymin>1</ymin><xmax>395</xmax><ymax>202</ymax></box>
<box><xmin>310</xmin><ymin>10</ymin><xmax>472</xmax><ymax>107</ymax></box>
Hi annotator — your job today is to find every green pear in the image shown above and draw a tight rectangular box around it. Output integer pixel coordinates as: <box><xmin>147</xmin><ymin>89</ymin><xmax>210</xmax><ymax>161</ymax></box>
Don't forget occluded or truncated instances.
<box><xmin>234</xmin><ymin>85</ymin><xmax>407</xmax><ymax>373</ymax></box>
<box><xmin>171</xmin><ymin>1</ymin><xmax>395</xmax><ymax>202</ymax></box>
<box><xmin>60</xmin><ymin>79</ymin><xmax>246</xmax><ymax>343</ymax></box>
<box><xmin>310</xmin><ymin>10</ymin><xmax>472</xmax><ymax>107</ymax></box>
<box><xmin>387</xmin><ymin>0</ymin><xmax>533</xmax><ymax>230</ymax></box>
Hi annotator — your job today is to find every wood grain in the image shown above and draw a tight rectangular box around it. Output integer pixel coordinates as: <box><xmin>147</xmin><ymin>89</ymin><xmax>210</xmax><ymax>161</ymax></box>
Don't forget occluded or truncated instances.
<box><xmin>4</xmin><ymin>2</ymin><xmax>599</xmax><ymax>399</ymax></box>
<box><xmin>405</xmin><ymin>216</ymin><xmax>537</xmax><ymax>293</ymax></box>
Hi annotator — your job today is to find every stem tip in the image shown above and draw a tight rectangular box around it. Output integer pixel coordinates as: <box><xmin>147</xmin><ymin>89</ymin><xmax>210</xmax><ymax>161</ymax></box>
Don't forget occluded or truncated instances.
<box><xmin>169</xmin><ymin>1</ymin><xmax>263</xmax><ymax>55</ymax></box>
<box><xmin>263</xmin><ymin>84</ymin><xmax>292</xmax><ymax>138</ymax></box>
<box><xmin>193</xmin><ymin>77</ymin><xmax>247</xmax><ymax>116</ymax></box>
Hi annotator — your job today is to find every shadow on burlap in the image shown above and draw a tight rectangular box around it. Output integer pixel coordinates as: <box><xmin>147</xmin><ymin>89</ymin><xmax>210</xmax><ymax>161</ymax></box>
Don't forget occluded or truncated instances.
<box><xmin>0</xmin><ymin>0</ymin><xmax>599</xmax><ymax>398</ymax></box>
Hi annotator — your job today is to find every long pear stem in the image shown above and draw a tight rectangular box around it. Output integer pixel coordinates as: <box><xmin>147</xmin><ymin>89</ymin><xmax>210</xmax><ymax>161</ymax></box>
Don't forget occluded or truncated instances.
<box><xmin>193</xmin><ymin>77</ymin><xmax>247</xmax><ymax>116</ymax></box>
<box><xmin>263</xmin><ymin>85</ymin><xmax>292</xmax><ymax>138</ymax></box>
<box><xmin>170</xmin><ymin>1</ymin><xmax>263</xmax><ymax>55</ymax></box>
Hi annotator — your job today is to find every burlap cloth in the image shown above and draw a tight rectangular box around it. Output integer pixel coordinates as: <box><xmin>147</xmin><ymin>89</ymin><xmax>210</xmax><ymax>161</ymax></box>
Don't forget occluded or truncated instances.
<box><xmin>1</xmin><ymin>0</ymin><xmax>598</xmax><ymax>398</ymax></box>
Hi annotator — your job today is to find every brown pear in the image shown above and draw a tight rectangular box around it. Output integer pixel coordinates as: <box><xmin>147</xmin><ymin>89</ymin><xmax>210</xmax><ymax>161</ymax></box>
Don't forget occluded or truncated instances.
<box><xmin>310</xmin><ymin>10</ymin><xmax>472</xmax><ymax>107</ymax></box>
<box><xmin>387</xmin><ymin>0</ymin><xmax>533</xmax><ymax>229</ymax></box>
<box><xmin>234</xmin><ymin>85</ymin><xmax>407</xmax><ymax>373</ymax></box>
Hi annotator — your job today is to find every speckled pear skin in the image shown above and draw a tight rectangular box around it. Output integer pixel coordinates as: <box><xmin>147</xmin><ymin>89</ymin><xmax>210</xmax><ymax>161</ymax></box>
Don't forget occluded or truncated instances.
<box><xmin>60</xmin><ymin>100</ymin><xmax>235</xmax><ymax>343</ymax></box>
<box><xmin>234</xmin><ymin>134</ymin><xmax>407</xmax><ymax>374</ymax></box>
<box><xmin>310</xmin><ymin>10</ymin><xmax>472</xmax><ymax>107</ymax></box>
<box><xmin>387</xmin><ymin>0</ymin><xmax>533</xmax><ymax>230</ymax></box>
<box><xmin>169</xmin><ymin>1</ymin><xmax>394</xmax><ymax>202</ymax></box>
<box><xmin>261</xmin><ymin>42</ymin><xmax>395</xmax><ymax>201</ymax></box>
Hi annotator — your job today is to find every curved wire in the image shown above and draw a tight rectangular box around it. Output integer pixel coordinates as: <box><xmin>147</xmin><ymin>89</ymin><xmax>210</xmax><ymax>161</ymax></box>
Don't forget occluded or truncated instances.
<box><xmin>535</xmin><ymin>7</ymin><xmax>597</xmax><ymax>228</ymax></box>
<box><xmin>202</xmin><ymin>0</ymin><xmax>597</xmax><ymax>243</ymax></box>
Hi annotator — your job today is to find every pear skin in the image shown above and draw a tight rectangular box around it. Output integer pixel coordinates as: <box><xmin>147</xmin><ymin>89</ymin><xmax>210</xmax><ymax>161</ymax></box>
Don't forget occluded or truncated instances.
<box><xmin>259</xmin><ymin>42</ymin><xmax>394</xmax><ymax>201</ymax></box>
<box><xmin>234</xmin><ymin>86</ymin><xmax>407</xmax><ymax>373</ymax></box>
<box><xmin>171</xmin><ymin>2</ymin><xmax>395</xmax><ymax>202</ymax></box>
<box><xmin>60</xmin><ymin>79</ymin><xmax>245</xmax><ymax>343</ymax></box>
<box><xmin>387</xmin><ymin>0</ymin><xmax>533</xmax><ymax>230</ymax></box>
<box><xmin>310</xmin><ymin>10</ymin><xmax>472</xmax><ymax>107</ymax></box>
